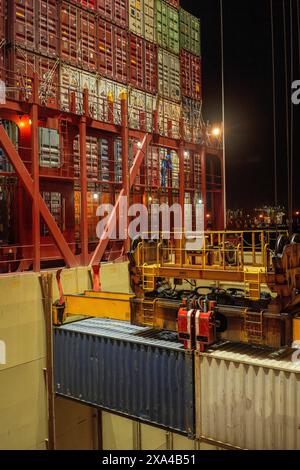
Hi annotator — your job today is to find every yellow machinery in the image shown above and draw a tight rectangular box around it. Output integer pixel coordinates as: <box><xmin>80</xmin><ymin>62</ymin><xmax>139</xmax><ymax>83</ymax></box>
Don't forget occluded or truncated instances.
<box><xmin>53</xmin><ymin>291</ymin><xmax>135</xmax><ymax>325</ymax></box>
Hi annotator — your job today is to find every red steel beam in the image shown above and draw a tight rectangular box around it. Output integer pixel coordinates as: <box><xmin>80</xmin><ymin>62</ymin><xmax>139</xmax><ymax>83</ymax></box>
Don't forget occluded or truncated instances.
<box><xmin>121</xmin><ymin>92</ymin><xmax>130</xmax><ymax>252</ymax></box>
<box><xmin>0</xmin><ymin>124</ymin><xmax>78</xmax><ymax>268</ymax></box>
<box><xmin>31</xmin><ymin>73</ymin><xmax>40</xmax><ymax>272</ymax></box>
<box><xmin>90</xmin><ymin>132</ymin><xmax>152</xmax><ymax>266</ymax></box>
<box><xmin>201</xmin><ymin>146</ymin><xmax>207</xmax><ymax>229</ymax></box>
<box><xmin>178</xmin><ymin>143</ymin><xmax>185</xmax><ymax>228</ymax></box>
<box><xmin>79</xmin><ymin>115</ymin><xmax>89</xmax><ymax>265</ymax></box>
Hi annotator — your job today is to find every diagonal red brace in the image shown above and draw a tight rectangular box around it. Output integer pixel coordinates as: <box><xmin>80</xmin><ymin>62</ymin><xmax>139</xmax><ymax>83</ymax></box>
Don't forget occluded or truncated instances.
<box><xmin>0</xmin><ymin>124</ymin><xmax>78</xmax><ymax>268</ymax></box>
<box><xmin>90</xmin><ymin>133</ymin><xmax>152</xmax><ymax>266</ymax></box>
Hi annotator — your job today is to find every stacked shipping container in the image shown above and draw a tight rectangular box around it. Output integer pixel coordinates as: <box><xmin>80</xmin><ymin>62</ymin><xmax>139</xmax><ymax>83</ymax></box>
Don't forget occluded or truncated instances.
<box><xmin>0</xmin><ymin>0</ymin><xmax>203</xmax><ymax>263</ymax></box>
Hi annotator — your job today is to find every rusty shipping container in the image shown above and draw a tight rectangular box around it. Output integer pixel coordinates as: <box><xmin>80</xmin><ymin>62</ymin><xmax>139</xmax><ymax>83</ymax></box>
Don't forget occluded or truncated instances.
<box><xmin>60</xmin><ymin>1</ymin><xmax>96</xmax><ymax>71</ymax></box>
<box><xmin>180</xmin><ymin>50</ymin><xmax>201</xmax><ymax>101</ymax></box>
<box><xmin>67</xmin><ymin>0</ymin><xmax>97</xmax><ymax>11</ymax></box>
<box><xmin>98</xmin><ymin>0</ymin><xmax>128</xmax><ymax>29</ymax></box>
<box><xmin>195</xmin><ymin>343</ymin><xmax>300</xmax><ymax>450</ymax></box>
<box><xmin>7</xmin><ymin>0</ymin><xmax>58</xmax><ymax>57</ymax></box>
<box><xmin>98</xmin><ymin>18</ymin><xmax>128</xmax><ymax>83</ymax></box>
<box><xmin>6</xmin><ymin>47</ymin><xmax>59</xmax><ymax>104</ymax></box>
<box><xmin>54</xmin><ymin>318</ymin><xmax>195</xmax><ymax>436</ymax></box>
<box><xmin>129</xmin><ymin>33</ymin><xmax>157</xmax><ymax>94</ymax></box>
<box><xmin>0</xmin><ymin>0</ymin><xmax>5</xmax><ymax>40</ymax></box>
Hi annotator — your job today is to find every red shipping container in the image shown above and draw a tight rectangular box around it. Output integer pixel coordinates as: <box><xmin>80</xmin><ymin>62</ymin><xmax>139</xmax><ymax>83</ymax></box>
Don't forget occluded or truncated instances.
<box><xmin>8</xmin><ymin>0</ymin><xmax>35</xmax><ymax>50</ymax></box>
<box><xmin>98</xmin><ymin>0</ymin><xmax>128</xmax><ymax>30</ymax></box>
<box><xmin>180</xmin><ymin>50</ymin><xmax>201</xmax><ymax>101</ymax></box>
<box><xmin>38</xmin><ymin>0</ymin><xmax>59</xmax><ymax>57</ymax></box>
<box><xmin>129</xmin><ymin>34</ymin><xmax>157</xmax><ymax>94</ymax></box>
<box><xmin>7</xmin><ymin>0</ymin><xmax>58</xmax><ymax>58</ymax></box>
<box><xmin>7</xmin><ymin>48</ymin><xmax>59</xmax><ymax>105</ymax></box>
<box><xmin>0</xmin><ymin>0</ymin><xmax>5</xmax><ymax>40</ymax></box>
<box><xmin>68</xmin><ymin>0</ymin><xmax>96</xmax><ymax>10</ymax></box>
<box><xmin>164</xmin><ymin>0</ymin><xmax>179</xmax><ymax>9</ymax></box>
<box><xmin>61</xmin><ymin>2</ymin><xmax>96</xmax><ymax>71</ymax></box>
<box><xmin>98</xmin><ymin>18</ymin><xmax>127</xmax><ymax>83</ymax></box>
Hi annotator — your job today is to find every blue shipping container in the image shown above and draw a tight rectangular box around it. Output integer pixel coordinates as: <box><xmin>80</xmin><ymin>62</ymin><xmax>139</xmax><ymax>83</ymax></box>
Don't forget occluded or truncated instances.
<box><xmin>54</xmin><ymin>318</ymin><xmax>195</xmax><ymax>436</ymax></box>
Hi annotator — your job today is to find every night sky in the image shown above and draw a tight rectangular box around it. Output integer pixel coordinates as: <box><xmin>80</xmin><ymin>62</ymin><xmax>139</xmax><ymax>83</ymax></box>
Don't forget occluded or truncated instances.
<box><xmin>181</xmin><ymin>0</ymin><xmax>300</xmax><ymax>211</ymax></box>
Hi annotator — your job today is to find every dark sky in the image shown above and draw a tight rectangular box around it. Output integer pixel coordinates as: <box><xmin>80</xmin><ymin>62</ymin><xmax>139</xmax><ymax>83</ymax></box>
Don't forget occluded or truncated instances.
<box><xmin>181</xmin><ymin>0</ymin><xmax>300</xmax><ymax>211</ymax></box>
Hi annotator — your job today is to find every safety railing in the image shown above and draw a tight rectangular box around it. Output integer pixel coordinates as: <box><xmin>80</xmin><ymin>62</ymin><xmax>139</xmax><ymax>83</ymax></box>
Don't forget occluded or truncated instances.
<box><xmin>2</xmin><ymin>66</ymin><xmax>206</xmax><ymax>143</ymax></box>
<box><xmin>136</xmin><ymin>230</ymin><xmax>288</xmax><ymax>273</ymax></box>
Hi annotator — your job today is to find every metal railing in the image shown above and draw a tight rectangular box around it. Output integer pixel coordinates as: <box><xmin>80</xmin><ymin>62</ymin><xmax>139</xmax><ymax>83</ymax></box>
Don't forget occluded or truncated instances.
<box><xmin>136</xmin><ymin>230</ymin><xmax>288</xmax><ymax>273</ymax></box>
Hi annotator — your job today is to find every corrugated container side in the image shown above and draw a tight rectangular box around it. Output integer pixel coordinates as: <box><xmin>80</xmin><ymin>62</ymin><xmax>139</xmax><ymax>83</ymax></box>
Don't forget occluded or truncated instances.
<box><xmin>8</xmin><ymin>0</ymin><xmax>35</xmax><ymax>50</ymax></box>
<box><xmin>37</xmin><ymin>0</ymin><xmax>58</xmax><ymax>57</ymax></box>
<box><xmin>179</xmin><ymin>9</ymin><xmax>201</xmax><ymax>56</ymax></box>
<box><xmin>67</xmin><ymin>0</ymin><xmax>96</xmax><ymax>10</ymax></box>
<box><xmin>128</xmin><ymin>88</ymin><xmax>155</xmax><ymax>132</ymax></box>
<box><xmin>195</xmin><ymin>346</ymin><xmax>300</xmax><ymax>450</ymax></box>
<box><xmin>129</xmin><ymin>0</ymin><xmax>155</xmax><ymax>42</ymax></box>
<box><xmin>98</xmin><ymin>0</ymin><xmax>128</xmax><ymax>29</ymax></box>
<box><xmin>0</xmin><ymin>0</ymin><xmax>4</xmax><ymax>40</ymax></box>
<box><xmin>7</xmin><ymin>48</ymin><xmax>59</xmax><ymax>104</ymax></box>
<box><xmin>54</xmin><ymin>319</ymin><xmax>195</xmax><ymax>435</ymax></box>
<box><xmin>180</xmin><ymin>50</ymin><xmax>201</xmax><ymax>101</ymax></box>
<box><xmin>129</xmin><ymin>34</ymin><xmax>157</xmax><ymax>94</ymax></box>
<box><xmin>61</xmin><ymin>2</ymin><xmax>96</xmax><ymax>71</ymax></box>
<box><xmin>60</xmin><ymin>64</ymin><xmax>99</xmax><ymax>119</ymax></box>
<box><xmin>7</xmin><ymin>0</ymin><xmax>58</xmax><ymax>57</ymax></box>
<box><xmin>182</xmin><ymin>97</ymin><xmax>202</xmax><ymax>142</ymax></box>
<box><xmin>73</xmin><ymin>135</ymin><xmax>99</xmax><ymax>180</ymax></box>
<box><xmin>98</xmin><ymin>77</ymin><xmax>127</xmax><ymax>124</ymax></box>
<box><xmin>98</xmin><ymin>137</ymin><xmax>122</xmax><ymax>184</ymax></box>
<box><xmin>146</xmin><ymin>146</ymin><xmax>160</xmax><ymax>188</ymax></box>
<box><xmin>156</xmin><ymin>0</ymin><xmax>179</xmax><ymax>55</ymax></box>
<box><xmin>164</xmin><ymin>0</ymin><xmax>179</xmax><ymax>9</ymax></box>
<box><xmin>39</xmin><ymin>127</ymin><xmax>60</xmax><ymax>168</ymax></box>
<box><xmin>98</xmin><ymin>19</ymin><xmax>128</xmax><ymax>83</ymax></box>
<box><xmin>158</xmin><ymin>48</ymin><xmax>180</xmax><ymax>102</ymax></box>
<box><xmin>158</xmin><ymin>99</ymin><xmax>181</xmax><ymax>139</ymax></box>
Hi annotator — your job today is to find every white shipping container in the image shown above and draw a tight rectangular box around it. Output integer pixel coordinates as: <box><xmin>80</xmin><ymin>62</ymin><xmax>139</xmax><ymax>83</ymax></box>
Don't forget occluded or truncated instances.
<box><xmin>60</xmin><ymin>64</ymin><xmax>99</xmax><ymax>118</ymax></box>
<box><xmin>158</xmin><ymin>99</ymin><xmax>181</xmax><ymax>139</ymax></box>
<box><xmin>129</xmin><ymin>0</ymin><xmax>155</xmax><ymax>42</ymax></box>
<box><xmin>98</xmin><ymin>77</ymin><xmax>128</xmax><ymax>125</ymax></box>
<box><xmin>196</xmin><ymin>343</ymin><xmax>300</xmax><ymax>450</ymax></box>
<box><xmin>60</xmin><ymin>64</ymin><xmax>81</xmax><ymax>114</ymax></box>
<box><xmin>158</xmin><ymin>48</ymin><xmax>181</xmax><ymax>102</ymax></box>
<box><xmin>128</xmin><ymin>88</ymin><xmax>155</xmax><ymax>132</ymax></box>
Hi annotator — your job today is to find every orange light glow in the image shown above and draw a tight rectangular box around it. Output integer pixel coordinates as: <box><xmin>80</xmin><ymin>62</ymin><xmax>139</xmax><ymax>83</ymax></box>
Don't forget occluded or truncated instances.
<box><xmin>18</xmin><ymin>116</ymin><xmax>32</xmax><ymax>129</ymax></box>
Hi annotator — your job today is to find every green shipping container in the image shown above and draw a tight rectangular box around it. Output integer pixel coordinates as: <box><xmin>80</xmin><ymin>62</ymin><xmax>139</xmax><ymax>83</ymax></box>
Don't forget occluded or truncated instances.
<box><xmin>156</xmin><ymin>0</ymin><xmax>179</xmax><ymax>55</ymax></box>
<box><xmin>180</xmin><ymin>8</ymin><xmax>201</xmax><ymax>56</ymax></box>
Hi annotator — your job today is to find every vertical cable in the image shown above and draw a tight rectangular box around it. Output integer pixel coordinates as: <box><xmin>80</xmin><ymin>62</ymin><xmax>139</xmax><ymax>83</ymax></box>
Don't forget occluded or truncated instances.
<box><xmin>290</xmin><ymin>0</ymin><xmax>294</xmax><ymax>231</ymax></box>
<box><xmin>270</xmin><ymin>0</ymin><xmax>278</xmax><ymax>208</ymax></box>
<box><xmin>220</xmin><ymin>0</ymin><xmax>227</xmax><ymax>227</ymax></box>
<box><xmin>283</xmin><ymin>0</ymin><xmax>292</xmax><ymax>234</ymax></box>
<box><xmin>297</xmin><ymin>0</ymin><xmax>300</xmax><ymax>70</ymax></box>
